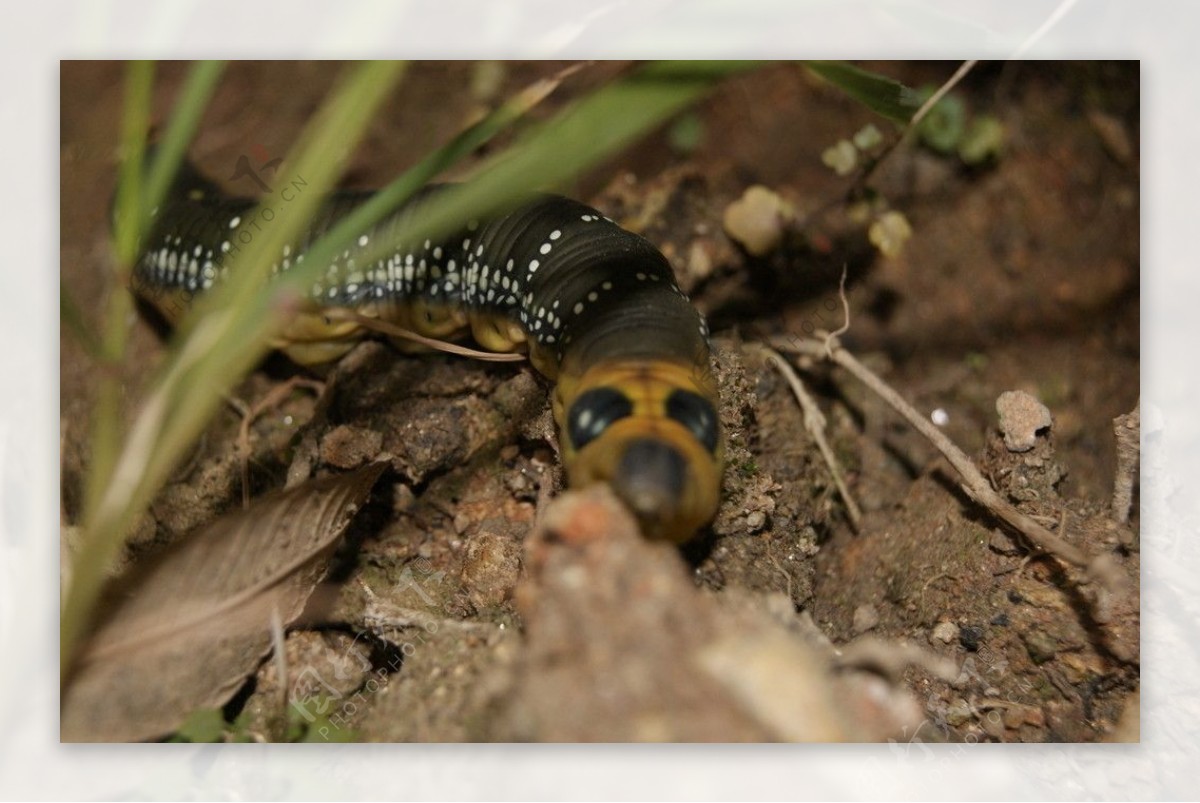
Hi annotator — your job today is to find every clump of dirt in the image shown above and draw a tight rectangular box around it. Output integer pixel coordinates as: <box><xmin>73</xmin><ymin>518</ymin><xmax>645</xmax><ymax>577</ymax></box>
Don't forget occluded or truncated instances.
<box><xmin>60</xmin><ymin>61</ymin><xmax>1139</xmax><ymax>743</ymax></box>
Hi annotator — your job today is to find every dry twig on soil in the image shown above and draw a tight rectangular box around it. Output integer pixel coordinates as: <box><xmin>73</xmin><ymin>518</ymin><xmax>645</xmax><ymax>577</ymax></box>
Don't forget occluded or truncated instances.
<box><xmin>769</xmin><ymin>334</ymin><xmax>1126</xmax><ymax>596</ymax></box>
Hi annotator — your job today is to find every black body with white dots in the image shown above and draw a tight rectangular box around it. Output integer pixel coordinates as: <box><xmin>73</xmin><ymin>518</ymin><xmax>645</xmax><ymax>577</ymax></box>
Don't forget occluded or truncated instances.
<box><xmin>132</xmin><ymin>160</ymin><xmax>723</xmax><ymax>542</ymax></box>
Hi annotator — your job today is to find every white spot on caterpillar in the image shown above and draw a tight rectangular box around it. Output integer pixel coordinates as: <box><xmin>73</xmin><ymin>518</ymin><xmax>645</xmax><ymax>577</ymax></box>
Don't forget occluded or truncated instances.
<box><xmin>193</xmin><ymin>245</ymin><xmax>203</xmax><ymax>257</ymax></box>
<box><xmin>433</xmin><ymin>246</ymin><xmax>443</xmax><ymax>259</ymax></box>
<box><xmin>539</xmin><ymin>242</ymin><xmax>552</xmax><ymax>255</ymax></box>
<box><xmin>549</xmin><ymin>229</ymin><xmax>561</xmax><ymax>240</ymax></box>
<box><xmin>228</xmin><ymin>216</ymin><xmax>240</xmax><ymax>228</ymax></box>
<box><xmin>587</xmin><ymin>291</ymin><xmax>598</xmax><ymax>302</ymax></box>
<box><xmin>358</xmin><ymin>234</ymin><xmax>369</xmax><ymax>247</ymax></box>
<box><xmin>529</xmin><ymin>259</ymin><xmax>540</xmax><ymax>273</ymax></box>
<box><xmin>602</xmin><ymin>281</ymin><xmax>612</xmax><ymax>290</ymax></box>
<box><xmin>283</xmin><ymin>244</ymin><xmax>291</xmax><ymax>257</ymax></box>
<box><xmin>221</xmin><ymin>241</ymin><xmax>231</xmax><ymax>253</ymax></box>
<box><xmin>573</xmin><ymin>301</ymin><xmax>584</xmax><ymax>314</ymax></box>
<box><xmin>636</xmin><ymin>272</ymin><xmax>647</xmax><ymax>281</ymax></box>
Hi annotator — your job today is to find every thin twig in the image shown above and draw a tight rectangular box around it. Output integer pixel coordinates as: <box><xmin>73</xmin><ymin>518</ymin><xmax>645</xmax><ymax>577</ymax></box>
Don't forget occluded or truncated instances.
<box><xmin>757</xmin><ymin>345</ymin><xmax>862</xmax><ymax>530</ymax></box>
<box><xmin>269</xmin><ymin>604</ymin><xmax>288</xmax><ymax>742</ymax></box>
<box><xmin>824</xmin><ymin>263</ymin><xmax>851</xmax><ymax>358</ymax></box>
<box><xmin>769</xmin><ymin>334</ymin><xmax>1125</xmax><ymax>594</ymax></box>
<box><xmin>907</xmin><ymin>60</ymin><xmax>980</xmax><ymax>134</ymax></box>
<box><xmin>1111</xmin><ymin>398</ymin><xmax>1139</xmax><ymax>524</ymax></box>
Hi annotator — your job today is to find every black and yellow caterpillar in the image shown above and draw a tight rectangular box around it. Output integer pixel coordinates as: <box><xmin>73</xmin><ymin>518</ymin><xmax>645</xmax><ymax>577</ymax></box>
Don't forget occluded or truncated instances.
<box><xmin>132</xmin><ymin>159</ymin><xmax>723</xmax><ymax>543</ymax></box>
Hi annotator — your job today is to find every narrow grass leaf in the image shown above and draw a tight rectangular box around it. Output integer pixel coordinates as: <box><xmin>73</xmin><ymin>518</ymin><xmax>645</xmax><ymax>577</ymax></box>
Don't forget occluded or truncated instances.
<box><xmin>805</xmin><ymin>61</ymin><xmax>922</xmax><ymax>123</ymax></box>
<box><xmin>62</xmin><ymin>61</ymin><xmax>406</xmax><ymax>675</ymax></box>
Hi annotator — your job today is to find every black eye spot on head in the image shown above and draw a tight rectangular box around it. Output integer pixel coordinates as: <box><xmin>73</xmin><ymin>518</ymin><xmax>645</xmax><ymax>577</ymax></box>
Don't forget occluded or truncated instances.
<box><xmin>666</xmin><ymin>389</ymin><xmax>719</xmax><ymax>452</ymax></box>
<box><xmin>568</xmin><ymin>387</ymin><xmax>633</xmax><ymax>450</ymax></box>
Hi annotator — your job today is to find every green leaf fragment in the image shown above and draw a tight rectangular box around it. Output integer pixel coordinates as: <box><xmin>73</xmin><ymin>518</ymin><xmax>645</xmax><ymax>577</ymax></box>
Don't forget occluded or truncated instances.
<box><xmin>168</xmin><ymin>707</ymin><xmax>227</xmax><ymax>742</ymax></box>
<box><xmin>805</xmin><ymin>61</ymin><xmax>922</xmax><ymax>123</ymax></box>
<box><xmin>915</xmin><ymin>85</ymin><xmax>966</xmax><ymax>154</ymax></box>
<box><xmin>958</xmin><ymin>115</ymin><xmax>1005</xmax><ymax>164</ymax></box>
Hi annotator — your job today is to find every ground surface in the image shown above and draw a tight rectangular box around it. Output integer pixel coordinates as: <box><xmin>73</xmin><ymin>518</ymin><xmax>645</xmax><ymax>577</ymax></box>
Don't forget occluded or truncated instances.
<box><xmin>60</xmin><ymin>61</ymin><xmax>1140</xmax><ymax>743</ymax></box>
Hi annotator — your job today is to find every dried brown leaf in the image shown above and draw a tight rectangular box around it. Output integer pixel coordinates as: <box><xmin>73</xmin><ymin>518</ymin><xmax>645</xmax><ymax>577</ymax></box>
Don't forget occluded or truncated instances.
<box><xmin>61</xmin><ymin>463</ymin><xmax>385</xmax><ymax>742</ymax></box>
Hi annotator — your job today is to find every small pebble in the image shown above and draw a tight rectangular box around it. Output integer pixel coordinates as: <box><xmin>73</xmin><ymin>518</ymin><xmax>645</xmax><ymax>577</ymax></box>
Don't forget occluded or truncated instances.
<box><xmin>319</xmin><ymin>424</ymin><xmax>383</xmax><ymax>468</ymax></box>
<box><xmin>1021</xmin><ymin>629</ymin><xmax>1058</xmax><ymax>665</ymax></box>
<box><xmin>722</xmin><ymin>185</ymin><xmax>792</xmax><ymax>256</ymax></box>
<box><xmin>744</xmin><ymin>510</ymin><xmax>767</xmax><ymax>532</ymax></box>
<box><xmin>931</xmin><ymin>620</ymin><xmax>959</xmax><ymax>645</ymax></box>
<box><xmin>995</xmin><ymin>390</ymin><xmax>1053</xmax><ymax>452</ymax></box>
<box><xmin>959</xmin><ymin>625</ymin><xmax>984</xmax><ymax>652</ymax></box>
<box><xmin>852</xmin><ymin>604</ymin><xmax>880</xmax><ymax>634</ymax></box>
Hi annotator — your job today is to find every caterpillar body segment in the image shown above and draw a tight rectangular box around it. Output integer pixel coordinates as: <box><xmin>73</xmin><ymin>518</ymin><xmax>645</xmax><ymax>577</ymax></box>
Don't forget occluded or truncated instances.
<box><xmin>131</xmin><ymin>160</ymin><xmax>723</xmax><ymax>542</ymax></box>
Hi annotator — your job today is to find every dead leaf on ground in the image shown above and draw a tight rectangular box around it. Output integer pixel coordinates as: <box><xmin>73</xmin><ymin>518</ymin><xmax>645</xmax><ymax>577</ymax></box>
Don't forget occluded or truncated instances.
<box><xmin>61</xmin><ymin>463</ymin><xmax>386</xmax><ymax>742</ymax></box>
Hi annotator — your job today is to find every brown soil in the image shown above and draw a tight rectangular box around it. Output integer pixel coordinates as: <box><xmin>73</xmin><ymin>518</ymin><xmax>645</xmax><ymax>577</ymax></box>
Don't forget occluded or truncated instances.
<box><xmin>60</xmin><ymin>61</ymin><xmax>1139</xmax><ymax>743</ymax></box>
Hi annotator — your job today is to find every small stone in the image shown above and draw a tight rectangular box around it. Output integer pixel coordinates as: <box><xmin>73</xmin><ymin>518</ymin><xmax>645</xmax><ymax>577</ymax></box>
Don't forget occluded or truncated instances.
<box><xmin>931</xmin><ymin>620</ymin><xmax>959</xmax><ymax>644</ymax></box>
<box><xmin>1002</xmin><ymin>705</ymin><xmax>1026</xmax><ymax>730</ymax></box>
<box><xmin>744</xmin><ymin>510</ymin><xmax>767</xmax><ymax>532</ymax></box>
<box><xmin>995</xmin><ymin>390</ymin><xmax>1053</xmax><ymax>453</ymax></box>
<box><xmin>461</xmin><ymin>532</ymin><xmax>522</xmax><ymax>610</ymax></box>
<box><xmin>852</xmin><ymin>604</ymin><xmax>880</xmax><ymax>634</ymax></box>
<box><xmin>1021</xmin><ymin>629</ymin><xmax>1058</xmax><ymax>665</ymax></box>
<box><xmin>980</xmin><ymin>709</ymin><xmax>1006</xmax><ymax>740</ymax></box>
<box><xmin>988</xmin><ymin>530</ymin><xmax>1021</xmax><ymax>555</ymax></box>
<box><xmin>821</xmin><ymin>139</ymin><xmax>858</xmax><ymax>176</ymax></box>
<box><xmin>320</xmin><ymin>424</ymin><xmax>383</xmax><ymax>468</ymax></box>
<box><xmin>868</xmin><ymin>210</ymin><xmax>913</xmax><ymax>258</ymax></box>
<box><xmin>945</xmin><ymin>699</ymin><xmax>972</xmax><ymax>726</ymax></box>
<box><xmin>959</xmin><ymin>625</ymin><xmax>984</xmax><ymax>652</ymax></box>
<box><xmin>722</xmin><ymin>185</ymin><xmax>792</xmax><ymax>256</ymax></box>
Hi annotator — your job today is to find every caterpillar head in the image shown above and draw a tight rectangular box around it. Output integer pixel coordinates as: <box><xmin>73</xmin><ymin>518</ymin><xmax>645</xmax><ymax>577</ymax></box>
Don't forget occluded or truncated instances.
<box><xmin>553</xmin><ymin>359</ymin><xmax>723</xmax><ymax>543</ymax></box>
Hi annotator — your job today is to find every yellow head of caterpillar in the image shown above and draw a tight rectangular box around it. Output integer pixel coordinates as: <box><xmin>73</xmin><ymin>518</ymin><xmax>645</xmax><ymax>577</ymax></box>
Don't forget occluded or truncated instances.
<box><xmin>552</xmin><ymin>358</ymin><xmax>723</xmax><ymax>543</ymax></box>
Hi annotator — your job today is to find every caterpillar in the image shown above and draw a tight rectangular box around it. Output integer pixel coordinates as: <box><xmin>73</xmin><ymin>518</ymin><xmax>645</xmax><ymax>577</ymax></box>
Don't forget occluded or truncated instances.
<box><xmin>131</xmin><ymin>158</ymin><xmax>723</xmax><ymax>543</ymax></box>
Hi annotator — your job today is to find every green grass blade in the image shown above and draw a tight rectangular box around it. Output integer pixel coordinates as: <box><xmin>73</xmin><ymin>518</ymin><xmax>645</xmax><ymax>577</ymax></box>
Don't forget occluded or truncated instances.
<box><xmin>62</xmin><ymin>61</ymin><xmax>407</xmax><ymax>677</ymax></box>
<box><xmin>111</xmin><ymin>61</ymin><xmax>153</xmax><ymax>267</ymax></box>
<box><xmin>805</xmin><ymin>60</ymin><xmax>922</xmax><ymax>123</ymax></box>
<box><xmin>141</xmin><ymin>61</ymin><xmax>226</xmax><ymax>227</ymax></box>
<box><xmin>304</xmin><ymin>60</ymin><xmax>761</xmax><ymax>286</ymax></box>
<box><xmin>83</xmin><ymin>60</ymin><xmax>153</xmax><ymax>525</ymax></box>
